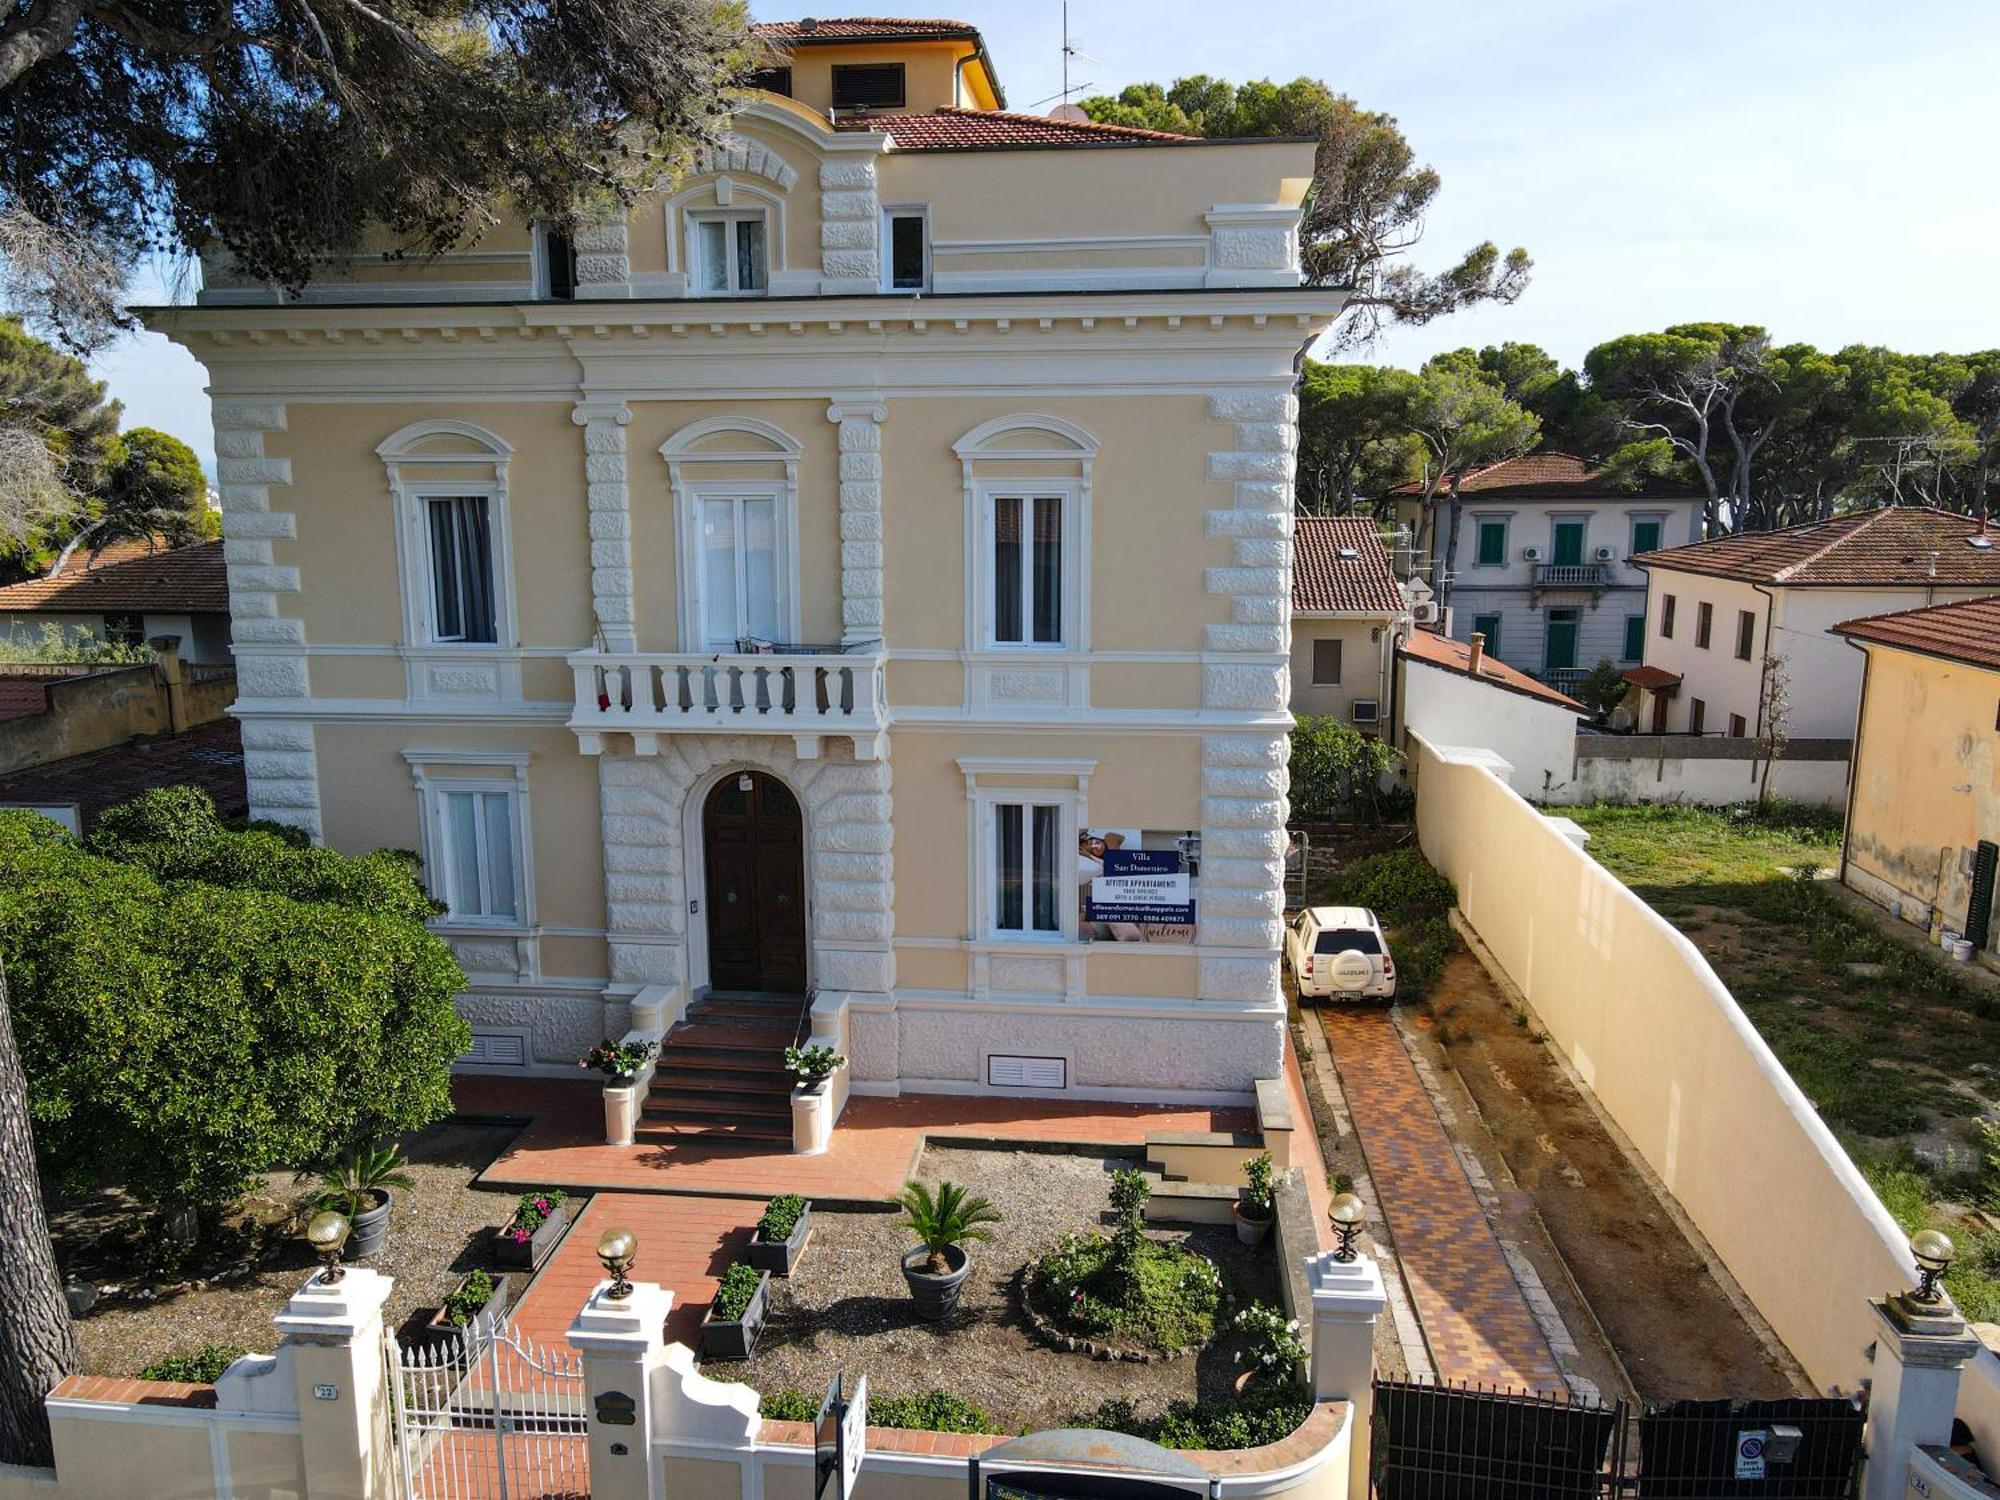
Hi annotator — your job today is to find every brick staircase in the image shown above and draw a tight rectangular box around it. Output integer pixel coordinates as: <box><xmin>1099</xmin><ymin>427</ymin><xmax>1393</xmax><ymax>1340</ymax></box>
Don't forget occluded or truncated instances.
<box><xmin>638</xmin><ymin>991</ymin><xmax>802</xmax><ymax>1146</ymax></box>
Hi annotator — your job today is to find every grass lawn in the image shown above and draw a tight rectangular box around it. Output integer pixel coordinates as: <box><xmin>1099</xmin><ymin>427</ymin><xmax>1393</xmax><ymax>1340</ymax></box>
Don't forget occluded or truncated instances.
<box><xmin>1563</xmin><ymin>802</ymin><xmax>2000</xmax><ymax>1320</ymax></box>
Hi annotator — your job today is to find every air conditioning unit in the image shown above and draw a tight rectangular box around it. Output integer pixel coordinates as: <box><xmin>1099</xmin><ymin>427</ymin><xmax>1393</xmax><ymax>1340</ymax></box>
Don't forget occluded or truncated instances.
<box><xmin>1595</xmin><ymin>545</ymin><xmax>1617</xmax><ymax>562</ymax></box>
<box><xmin>1522</xmin><ymin>545</ymin><xmax>1544</xmax><ymax>562</ymax></box>
<box><xmin>1351</xmin><ymin>699</ymin><xmax>1381</xmax><ymax>725</ymax></box>
<box><xmin>1410</xmin><ymin>600</ymin><xmax>1441</xmax><ymax>625</ymax></box>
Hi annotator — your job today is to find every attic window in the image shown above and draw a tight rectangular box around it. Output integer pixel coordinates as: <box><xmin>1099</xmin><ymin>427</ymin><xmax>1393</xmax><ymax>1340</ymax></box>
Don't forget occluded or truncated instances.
<box><xmin>833</xmin><ymin>62</ymin><xmax>905</xmax><ymax>111</ymax></box>
<box><xmin>1336</xmin><ymin>547</ymin><xmax>1360</xmax><ymax>560</ymax></box>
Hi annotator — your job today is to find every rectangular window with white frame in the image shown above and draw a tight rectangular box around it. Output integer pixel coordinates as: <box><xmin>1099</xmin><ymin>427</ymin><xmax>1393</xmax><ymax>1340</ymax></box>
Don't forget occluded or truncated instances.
<box><xmin>985</xmin><ymin>490</ymin><xmax>1071</xmax><ymax>648</ymax></box>
<box><xmin>697</xmin><ymin>490</ymin><xmax>783</xmax><ymax>648</ymax></box>
<box><xmin>406</xmin><ymin>751</ymin><xmax>535</xmax><ymax>931</ymax></box>
<box><xmin>992</xmin><ymin>800</ymin><xmax>1064</xmax><ymax>936</ymax></box>
<box><xmin>882</xmin><ymin>207</ymin><xmax>929</xmax><ymax>291</ymax></box>
<box><xmin>423</xmin><ymin>494</ymin><xmax>499</xmax><ymax>644</ymax></box>
<box><xmin>690</xmin><ymin>211</ymin><xmax>768</xmax><ymax>295</ymax></box>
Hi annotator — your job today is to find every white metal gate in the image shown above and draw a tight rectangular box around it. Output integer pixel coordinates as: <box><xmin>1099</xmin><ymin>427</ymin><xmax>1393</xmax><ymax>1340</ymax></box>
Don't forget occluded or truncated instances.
<box><xmin>388</xmin><ymin>1318</ymin><xmax>590</xmax><ymax>1500</ymax></box>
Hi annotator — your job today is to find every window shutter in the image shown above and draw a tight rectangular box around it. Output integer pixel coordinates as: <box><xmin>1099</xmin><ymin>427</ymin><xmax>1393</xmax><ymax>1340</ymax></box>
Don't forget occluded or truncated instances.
<box><xmin>832</xmin><ymin>63</ymin><xmax>905</xmax><ymax>109</ymax></box>
<box><xmin>1312</xmin><ymin>638</ymin><xmax>1343</xmax><ymax>685</ymax></box>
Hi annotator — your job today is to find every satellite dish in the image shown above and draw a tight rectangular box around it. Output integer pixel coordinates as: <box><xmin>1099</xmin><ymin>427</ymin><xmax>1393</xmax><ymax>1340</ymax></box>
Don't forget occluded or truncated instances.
<box><xmin>1048</xmin><ymin>103</ymin><xmax>1092</xmax><ymax>122</ymax></box>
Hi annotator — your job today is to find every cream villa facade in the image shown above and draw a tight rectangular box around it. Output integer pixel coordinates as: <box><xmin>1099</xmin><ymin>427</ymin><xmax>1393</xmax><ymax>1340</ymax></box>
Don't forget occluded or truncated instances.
<box><xmin>147</xmin><ymin>19</ymin><xmax>1337</xmax><ymax>1107</ymax></box>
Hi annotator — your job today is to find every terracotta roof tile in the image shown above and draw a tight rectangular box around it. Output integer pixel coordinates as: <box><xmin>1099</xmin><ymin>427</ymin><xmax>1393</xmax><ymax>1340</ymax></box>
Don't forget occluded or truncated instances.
<box><xmin>1388</xmin><ymin>450</ymin><xmax>1701</xmax><ymax>501</ymax></box>
<box><xmin>1620</xmin><ymin>664</ymin><xmax>1683</xmax><ymax>691</ymax></box>
<box><xmin>0</xmin><ymin>539</ymin><xmax>226</xmax><ymax>614</ymax></box>
<box><xmin>0</xmin><ymin>720</ymin><xmax>247</xmax><ymax>830</ymax></box>
<box><xmin>1833</xmin><ymin>594</ymin><xmax>2000</xmax><ymax>672</ymax></box>
<box><xmin>838</xmin><ymin>107</ymin><xmax>1195</xmax><ymax>148</ymax></box>
<box><xmin>1292</xmin><ymin>517</ymin><xmax>1406</xmax><ymax>614</ymax></box>
<box><xmin>749</xmin><ymin>17</ymin><xmax>979</xmax><ymax>41</ymax></box>
<box><xmin>1637</xmin><ymin>506</ymin><xmax>2000</xmax><ymax>586</ymax></box>
<box><xmin>1399</xmin><ymin>629</ymin><xmax>1586</xmax><ymax>712</ymax></box>
<box><xmin>0</xmin><ymin>674</ymin><xmax>85</xmax><ymax>721</ymax></box>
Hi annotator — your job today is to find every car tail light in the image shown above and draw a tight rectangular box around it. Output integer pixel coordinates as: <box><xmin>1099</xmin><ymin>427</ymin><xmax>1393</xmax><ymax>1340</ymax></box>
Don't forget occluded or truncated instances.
<box><xmin>1302</xmin><ymin>957</ymin><xmax>1314</xmax><ymax>977</ymax></box>
<box><xmin>1381</xmin><ymin>957</ymin><xmax>1395</xmax><ymax>977</ymax></box>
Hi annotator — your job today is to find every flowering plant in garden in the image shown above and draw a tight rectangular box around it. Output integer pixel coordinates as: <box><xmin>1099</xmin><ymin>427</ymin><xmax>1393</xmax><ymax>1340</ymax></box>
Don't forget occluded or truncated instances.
<box><xmin>1232</xmin><ymin>1301</ymin><xmax>1306</xmax><ymax>1386</ymax></box>
<box><xmin>579</xmin><ymin>1038</ymin><xmax>656</xmax><ymax>1080</ymax></box>
<box><xmin>783</xmin><ymin>1044</ymin><xmax>847</xmax><ymax>1085</ymax></box>
<box><xmin>503</xmin><ymin>1188</ymin><xmax>567</xmax><ymax>1244</ymax></box>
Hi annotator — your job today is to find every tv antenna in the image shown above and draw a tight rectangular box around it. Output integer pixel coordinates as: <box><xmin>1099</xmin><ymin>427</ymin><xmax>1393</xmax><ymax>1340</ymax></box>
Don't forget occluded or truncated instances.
<box><xmin>1031</xmin><ymin>1</ymin><xmax>1102</xmax><ymax>117</ymax></box>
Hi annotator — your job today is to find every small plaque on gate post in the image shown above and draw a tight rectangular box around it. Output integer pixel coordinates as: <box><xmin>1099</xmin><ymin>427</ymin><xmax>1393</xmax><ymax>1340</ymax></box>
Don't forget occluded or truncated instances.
<box><xmin>596</xmin><ymin>1390</ymin><xmax>637</xmax><ymax>1427</ymax></box>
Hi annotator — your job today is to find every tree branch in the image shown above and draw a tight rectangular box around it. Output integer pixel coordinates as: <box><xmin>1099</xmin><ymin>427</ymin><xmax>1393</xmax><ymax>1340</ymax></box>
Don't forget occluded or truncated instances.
<box><xmin>0</xmin><ymin>0</ymin><xmax>82</xmax><ymax>95</ymax></box>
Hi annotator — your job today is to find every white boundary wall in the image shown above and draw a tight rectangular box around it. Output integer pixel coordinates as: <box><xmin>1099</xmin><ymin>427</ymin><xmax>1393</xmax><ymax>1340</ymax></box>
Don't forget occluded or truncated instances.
<box><xmin>1411</xmin><ymin>732</ymin><xmax>1916</xmax><ymax>1392</ymax></box>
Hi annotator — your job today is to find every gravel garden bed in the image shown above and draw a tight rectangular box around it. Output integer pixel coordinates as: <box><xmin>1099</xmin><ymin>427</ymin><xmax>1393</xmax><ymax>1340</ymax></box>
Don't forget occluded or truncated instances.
<box><xmin>716</xmin><ymin>1146</ymin><xmax>1287</xmax><ymax>1435</ymax></box>
<box><xmin>51</xmin><ymin>1119</ymin><xmax>544</xmax><ymax>1377</ymax></box>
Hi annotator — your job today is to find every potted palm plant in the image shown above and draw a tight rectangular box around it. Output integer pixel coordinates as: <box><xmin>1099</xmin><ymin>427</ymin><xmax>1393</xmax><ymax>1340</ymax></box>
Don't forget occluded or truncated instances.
<box><xmin>311</xmin><ymin>1143</ymin><xmax>414</xmax><ymax>1259</ymax></box>
<box><xmin>897</xmin><ymin>1179</ymin><xmax>1001</xmax><ymax>1321</ymax></box>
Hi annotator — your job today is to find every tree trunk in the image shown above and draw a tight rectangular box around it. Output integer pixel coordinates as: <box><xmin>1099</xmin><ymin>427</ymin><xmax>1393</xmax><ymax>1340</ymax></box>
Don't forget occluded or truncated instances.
<box><xmin>1440</xmin><ymin>477</ymin><xmax>1467</xmax><ymax>612</ymax></box>
<box><xmin>0</xmin><ymin>954</ymin><xmax>75</xmax><ymax>1468</ymax></box>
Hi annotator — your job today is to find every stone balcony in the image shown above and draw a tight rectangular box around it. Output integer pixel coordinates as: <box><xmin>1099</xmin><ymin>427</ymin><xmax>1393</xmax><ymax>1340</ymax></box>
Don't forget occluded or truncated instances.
<box><xmin>567</xmin><ymin>645</ymin><xmax>888</xmax><ymax>759</ymax></box>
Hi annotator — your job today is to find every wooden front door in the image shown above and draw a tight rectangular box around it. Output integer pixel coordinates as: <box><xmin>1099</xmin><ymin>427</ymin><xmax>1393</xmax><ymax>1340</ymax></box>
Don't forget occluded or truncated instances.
<box><xmin>703</xmin><ymin>771</ymin><xmax>808</xmax><ymax>993</ymax></box>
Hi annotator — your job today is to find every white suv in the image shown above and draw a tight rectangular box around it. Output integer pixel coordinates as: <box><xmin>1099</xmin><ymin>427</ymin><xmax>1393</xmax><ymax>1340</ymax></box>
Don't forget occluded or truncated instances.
<box><xmin>1286</xmin><ymin>905</ymin><xmax>1396</xmax><ymax>1001</ymax></box>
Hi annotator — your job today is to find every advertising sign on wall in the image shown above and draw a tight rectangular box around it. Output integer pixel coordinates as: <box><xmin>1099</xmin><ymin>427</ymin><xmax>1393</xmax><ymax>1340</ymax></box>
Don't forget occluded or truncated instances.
<box><xmin>1080</xmin><ymin>829</ymin><xmax>1199</xmax><ymax>942</ymax></box>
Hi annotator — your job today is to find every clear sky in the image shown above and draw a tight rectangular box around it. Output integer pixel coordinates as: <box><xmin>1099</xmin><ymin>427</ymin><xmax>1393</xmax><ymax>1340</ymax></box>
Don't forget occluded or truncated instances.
<box><xmin>92</xmin><ymin>0</ymin><xmax>2000</xmax><ymax>470</ymax></box>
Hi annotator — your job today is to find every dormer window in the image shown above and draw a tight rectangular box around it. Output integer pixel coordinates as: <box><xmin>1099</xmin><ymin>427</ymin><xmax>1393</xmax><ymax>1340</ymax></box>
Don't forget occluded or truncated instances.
<box><xmin>833</xmin><ymin>62</ymin><xmax>905</xmax><ymax>111</ymax></box>
<box><xmin>690</xmin><ymin>211</ymin><xmax>768</xmax><ymax>296</ymax></box>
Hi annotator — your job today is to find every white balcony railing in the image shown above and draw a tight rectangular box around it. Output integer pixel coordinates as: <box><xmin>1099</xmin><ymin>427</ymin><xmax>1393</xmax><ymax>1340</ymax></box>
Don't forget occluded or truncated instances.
<box><xmin>567</xmin><ymin>646</ymin><xmax>888</xmax><ymax>756</ymax></box>
<box><xmin>1530</xmin><ymin>562</ymin><xmax>1613</xmax><ymax>590</ymax></box>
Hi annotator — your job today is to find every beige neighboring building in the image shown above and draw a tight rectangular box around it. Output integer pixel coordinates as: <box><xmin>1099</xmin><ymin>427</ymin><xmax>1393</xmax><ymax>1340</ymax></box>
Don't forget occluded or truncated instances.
<box><xmin>1289</xmin><ymin>515</ymin><xmax>1409</xmax><ymax>733</ymax></box>
<box><xmin>144</xmin><ymin>18</ymin><xmax>1339</xmax><ymax>1108</ymax></box>
<box><xmin>1834</xmin><ymin>595</ymin><xmax>2000</xmax><ymax>963</ymax></box>
<box><xmin>1627</xmin><ymin>506</ymin><xmax>2000</xmax><ymax>740</ymax></box>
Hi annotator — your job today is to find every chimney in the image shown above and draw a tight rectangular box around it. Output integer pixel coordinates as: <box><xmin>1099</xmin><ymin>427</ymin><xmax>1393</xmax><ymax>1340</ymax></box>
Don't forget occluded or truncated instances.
<box><xmin>1468</xmin><ymin>632</ymin><xmax>1485</xmax><ymax>675</ymax></box>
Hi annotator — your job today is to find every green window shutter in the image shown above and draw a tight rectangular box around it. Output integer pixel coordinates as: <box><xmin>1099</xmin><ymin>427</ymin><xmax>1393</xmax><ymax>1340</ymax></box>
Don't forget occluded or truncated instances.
<box><xmin>1623</xmin><ymin>615</ymin><xmax>1645</xmax><ymax>661</ymax></box>
<box><xmin>1473</xmin><ymin>614</ymin><xmax>1502</xmax><ymax>655</ymax></box>
<box><xmin>1553</xmin><ymin>522</ymin><xmax>1585</xmax><ymax>567</ymax></box>
<box><xmin>1476</xmin><ymin>522</ymin><xmax>1507</xmax><ymax>566</ymax></box>
<box><xmin>1632</xmin><ymin>519</ymin><xmax>1662</xmax><ymax>555</ymax></box>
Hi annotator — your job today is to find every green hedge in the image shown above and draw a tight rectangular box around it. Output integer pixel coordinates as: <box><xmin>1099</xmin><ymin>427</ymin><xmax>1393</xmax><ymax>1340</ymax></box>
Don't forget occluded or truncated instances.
<box><xmin>1085</xmin><ymin>1392</ymin><xmax>1312</xmax><ymax>1450</ymax></box>
<box><xmin>0</xmin><ymin>789</ymin><xmax>468</xmax><ymax>1210</ymax></box>
<box><xmin>138</xmin><ymin>1345</ymin><xmax>247</xmax><ymax>1384</ymax></box>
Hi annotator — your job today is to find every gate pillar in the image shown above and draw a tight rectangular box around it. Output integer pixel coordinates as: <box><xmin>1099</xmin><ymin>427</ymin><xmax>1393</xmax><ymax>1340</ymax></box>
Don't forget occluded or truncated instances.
<box><xmin>1305</xmin><ymin>1247</ymin><xmax>1387</xmax><ymax>1500</ymax></box>
<box><xmin>273</xmin><ymin>1266</ymin><xmax>397</xmax><ymax>1500</ymax></box>
<box><xmin>569</xmin><ymin>1278</ymin><xmax>675</xmax><ymax>1500</ymax></box>
<box><xmin>1861</xmin><ymin>1292</ymin><xmax>1980</xmax><ymax>1500</ymax></box>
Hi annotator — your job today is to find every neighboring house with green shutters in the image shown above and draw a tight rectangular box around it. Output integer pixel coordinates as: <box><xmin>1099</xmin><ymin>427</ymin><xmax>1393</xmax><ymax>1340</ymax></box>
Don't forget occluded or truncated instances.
<box><xmin>1388</xmin><ymin>452</ymin><xmax>1703</xmax><ymax>694</ymax></box>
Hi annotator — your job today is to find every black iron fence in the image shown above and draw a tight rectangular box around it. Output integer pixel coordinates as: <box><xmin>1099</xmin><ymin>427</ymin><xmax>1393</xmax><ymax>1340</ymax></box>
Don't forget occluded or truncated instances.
<box><xmin>1373</xmin><ymin>1380</ymin><xmax>1865</xmax><ymax>1500</ymax></box>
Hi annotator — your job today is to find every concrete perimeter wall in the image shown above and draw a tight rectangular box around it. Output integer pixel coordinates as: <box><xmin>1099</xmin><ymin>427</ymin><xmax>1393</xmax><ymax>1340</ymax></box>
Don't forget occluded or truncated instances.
<box><xmin>1549</xmin><ymin>735</ymin><xmax>1851</xmax><ymax>809</ymax></box>
<box><xmin>1411</xmin><ymin>731</ymin><xmax>1914</xmax><ymax>1392</ymax></box>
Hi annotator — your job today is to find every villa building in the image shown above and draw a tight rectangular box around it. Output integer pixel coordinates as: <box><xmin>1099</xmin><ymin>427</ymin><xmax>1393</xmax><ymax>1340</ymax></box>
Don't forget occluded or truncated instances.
<box><xmin>146</xmin><ymin>18</ymin><xmax>1338</xmax><ymax>1109</ymax></box>
<box><xmin>1288</xmin><ymin>515</ymin><xmax>1411</xmax><ymax>733</ymax></box>
<box><xmin>1626</xmin><ymin>505</ymin><xmax>2000</xmax><ymax>739</ymax></box>
<box><xmin>1388</xmin><ymin>452</ymin><xmax>1704</xmax><ymax>693</ymax></box>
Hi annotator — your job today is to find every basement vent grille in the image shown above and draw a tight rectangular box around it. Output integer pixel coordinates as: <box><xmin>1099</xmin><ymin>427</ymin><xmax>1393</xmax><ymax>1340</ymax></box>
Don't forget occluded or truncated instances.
<box><xmin>987</xmin><ymin>1054</ymin><xmax>1067</xmax><ymax>1090</ymax></box>
<box><xmin>461</xmin><ymin>1028</ymin><xmax>530</xmax><ymax>1069</ymax></box>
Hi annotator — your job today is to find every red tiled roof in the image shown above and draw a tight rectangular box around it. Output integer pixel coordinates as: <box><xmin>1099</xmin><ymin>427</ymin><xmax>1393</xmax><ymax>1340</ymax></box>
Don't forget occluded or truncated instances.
<box><xmin>1292</xmin><ymin>516</ymin><xmax>1406</xmax><ymax>614</ymax></box>
<box><xmin>1832</xmin><ymin>595</ymin><xmax>2000</xmax><ymax>672</ymax></box>
<box><xmin>839</xmin><ymin>107</ymin><xmax>1196</xmax><ymax>148</ymax></box>
<box><xmin>47</xmin><ymin>535</ymin><xmax>177</xmax><ymax>575</ymax></box>
<box><xmin>0</xmin><ymin>720</ymin><xmax>247</xmax><ymax>831</ymax></box>
<box><xmin>1399</xmin><ymin>628</ymin><xmax>1587</xmax><ymax>713</ymax></box>
<box><xmin>1636</xmin><ymin>506</ymin><xmax>2000</xmax><ymax>586</ymax></box>
<box><xmin>1620</xmin><ymin>664</ymin><xmax>1683</xmax><ymax>691</ymax></box>
<box><xmin>0</xmin><ymin>673</ymin><xmax>87</xmax><ymax>721</ymax></box>
<box><xmin>749</xmin><ymin>17</ymin><xmax>979</xmax><ymax>41</ymax></box>
<box><xmin>1387</xmin><ymin>451</ymin><xmax>1701</xmax><ymax>500</ymax></box>
<box><xmin>0</xmin><ymin>539</ymin><xmax>226</xmax><ymax>614</ymax></box>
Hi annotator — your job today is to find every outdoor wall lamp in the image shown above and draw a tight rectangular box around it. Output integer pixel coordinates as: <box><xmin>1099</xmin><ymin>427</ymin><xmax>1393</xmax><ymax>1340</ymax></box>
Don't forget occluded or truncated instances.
<box><xmin>306</xmin><ymin>1210</ymin><xmax>351</xmax><ymax>1284</ymax></box>
<box><xmin>1910</xmin><ymin>1229</ymin><xmax>1955</xmax><ymax>1304</ymax></box>
<box><xmin>1329</xmin><ymin>1192</ymin><xmax>1366</xmax><ymax>1263</ymax></box>
<box><xmin>597</xmin><ymin>1227</ymin><xmax>639</xmax><ymax>1300</ymax></box>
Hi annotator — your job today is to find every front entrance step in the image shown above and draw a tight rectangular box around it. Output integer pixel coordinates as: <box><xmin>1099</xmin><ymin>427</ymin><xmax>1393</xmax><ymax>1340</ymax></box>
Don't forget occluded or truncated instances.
<box><xmin>686</xmin><ymin>991</ymin><xmax>804</xmax><ymax>1027</ymax></box>
<box><xmin>636</xmin><ymin>1116</ymin><xmax>794</xmax><ymax>1145</ymax></box>
<box><xmin>665</xmin><ymin>1023</ymin><xmax>796</xmax><ymax>1054</ymax></box>
<box><xmin>652</xmin><ymin>1069</ymin><xmax>792</xmax><ymax>1097</ymax></box>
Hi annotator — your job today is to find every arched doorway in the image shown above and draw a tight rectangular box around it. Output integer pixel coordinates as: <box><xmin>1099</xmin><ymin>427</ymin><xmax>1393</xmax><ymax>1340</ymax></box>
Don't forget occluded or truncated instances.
<box><xmin>702</xmin><ymin>770</ymin><xmax>808</xmax><ymax>993</ymax></box>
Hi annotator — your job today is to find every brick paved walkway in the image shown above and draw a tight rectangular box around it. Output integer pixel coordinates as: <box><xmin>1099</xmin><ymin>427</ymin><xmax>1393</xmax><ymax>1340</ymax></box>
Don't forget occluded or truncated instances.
<box><xmin>1317</xmin><ymin>1006</ymin><xmax>1564</xmax><ymax>1394</ymax></box>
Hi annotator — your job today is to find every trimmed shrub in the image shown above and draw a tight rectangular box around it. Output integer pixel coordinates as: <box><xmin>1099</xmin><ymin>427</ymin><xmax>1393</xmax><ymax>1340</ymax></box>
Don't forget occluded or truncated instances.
<box><xmin>757</xmin><ymin>1194</ymin><xmax>807</xmax><ymax>1243</ymax></box>
<box><xmin>0</xmin><ymin>790</ymin><xmax>468</xmax><ymax>1211</ymax></box>
<box><xmin>1085</xmin><ymin>1392</ymin><xmax>1312</xmax><ymax>1451</ymax></box>
<box><xmin>711</xmin><ymin>1262</ymin><xmax>763</xmax><ymax>1322</ymax></box>
<box><xmin>868</xmin><ymin>1390</ymin><xmax>1000</xmax><ymax>1434</ymax></box>
<box><xmin>138</xmin><ymin>1345</ymin><xmax>246</xmax><ymax>1384</ymax></box>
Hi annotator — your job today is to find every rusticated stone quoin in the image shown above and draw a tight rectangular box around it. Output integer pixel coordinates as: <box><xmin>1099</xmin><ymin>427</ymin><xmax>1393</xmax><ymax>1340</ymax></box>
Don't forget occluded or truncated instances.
<box><xmin>1198</xmin><ymin>393</ymin><xmax>1299</xmax><ymax>1006</ymax></box>
<box><xmin>212</xmin><ymin>400</ymin><xmax>321</xmax><ymax>838</ymax></box>
<box><xmin>573</xmin><ymin>401</ymin><xmax>636</xmax><ymax>651</ymax></box>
